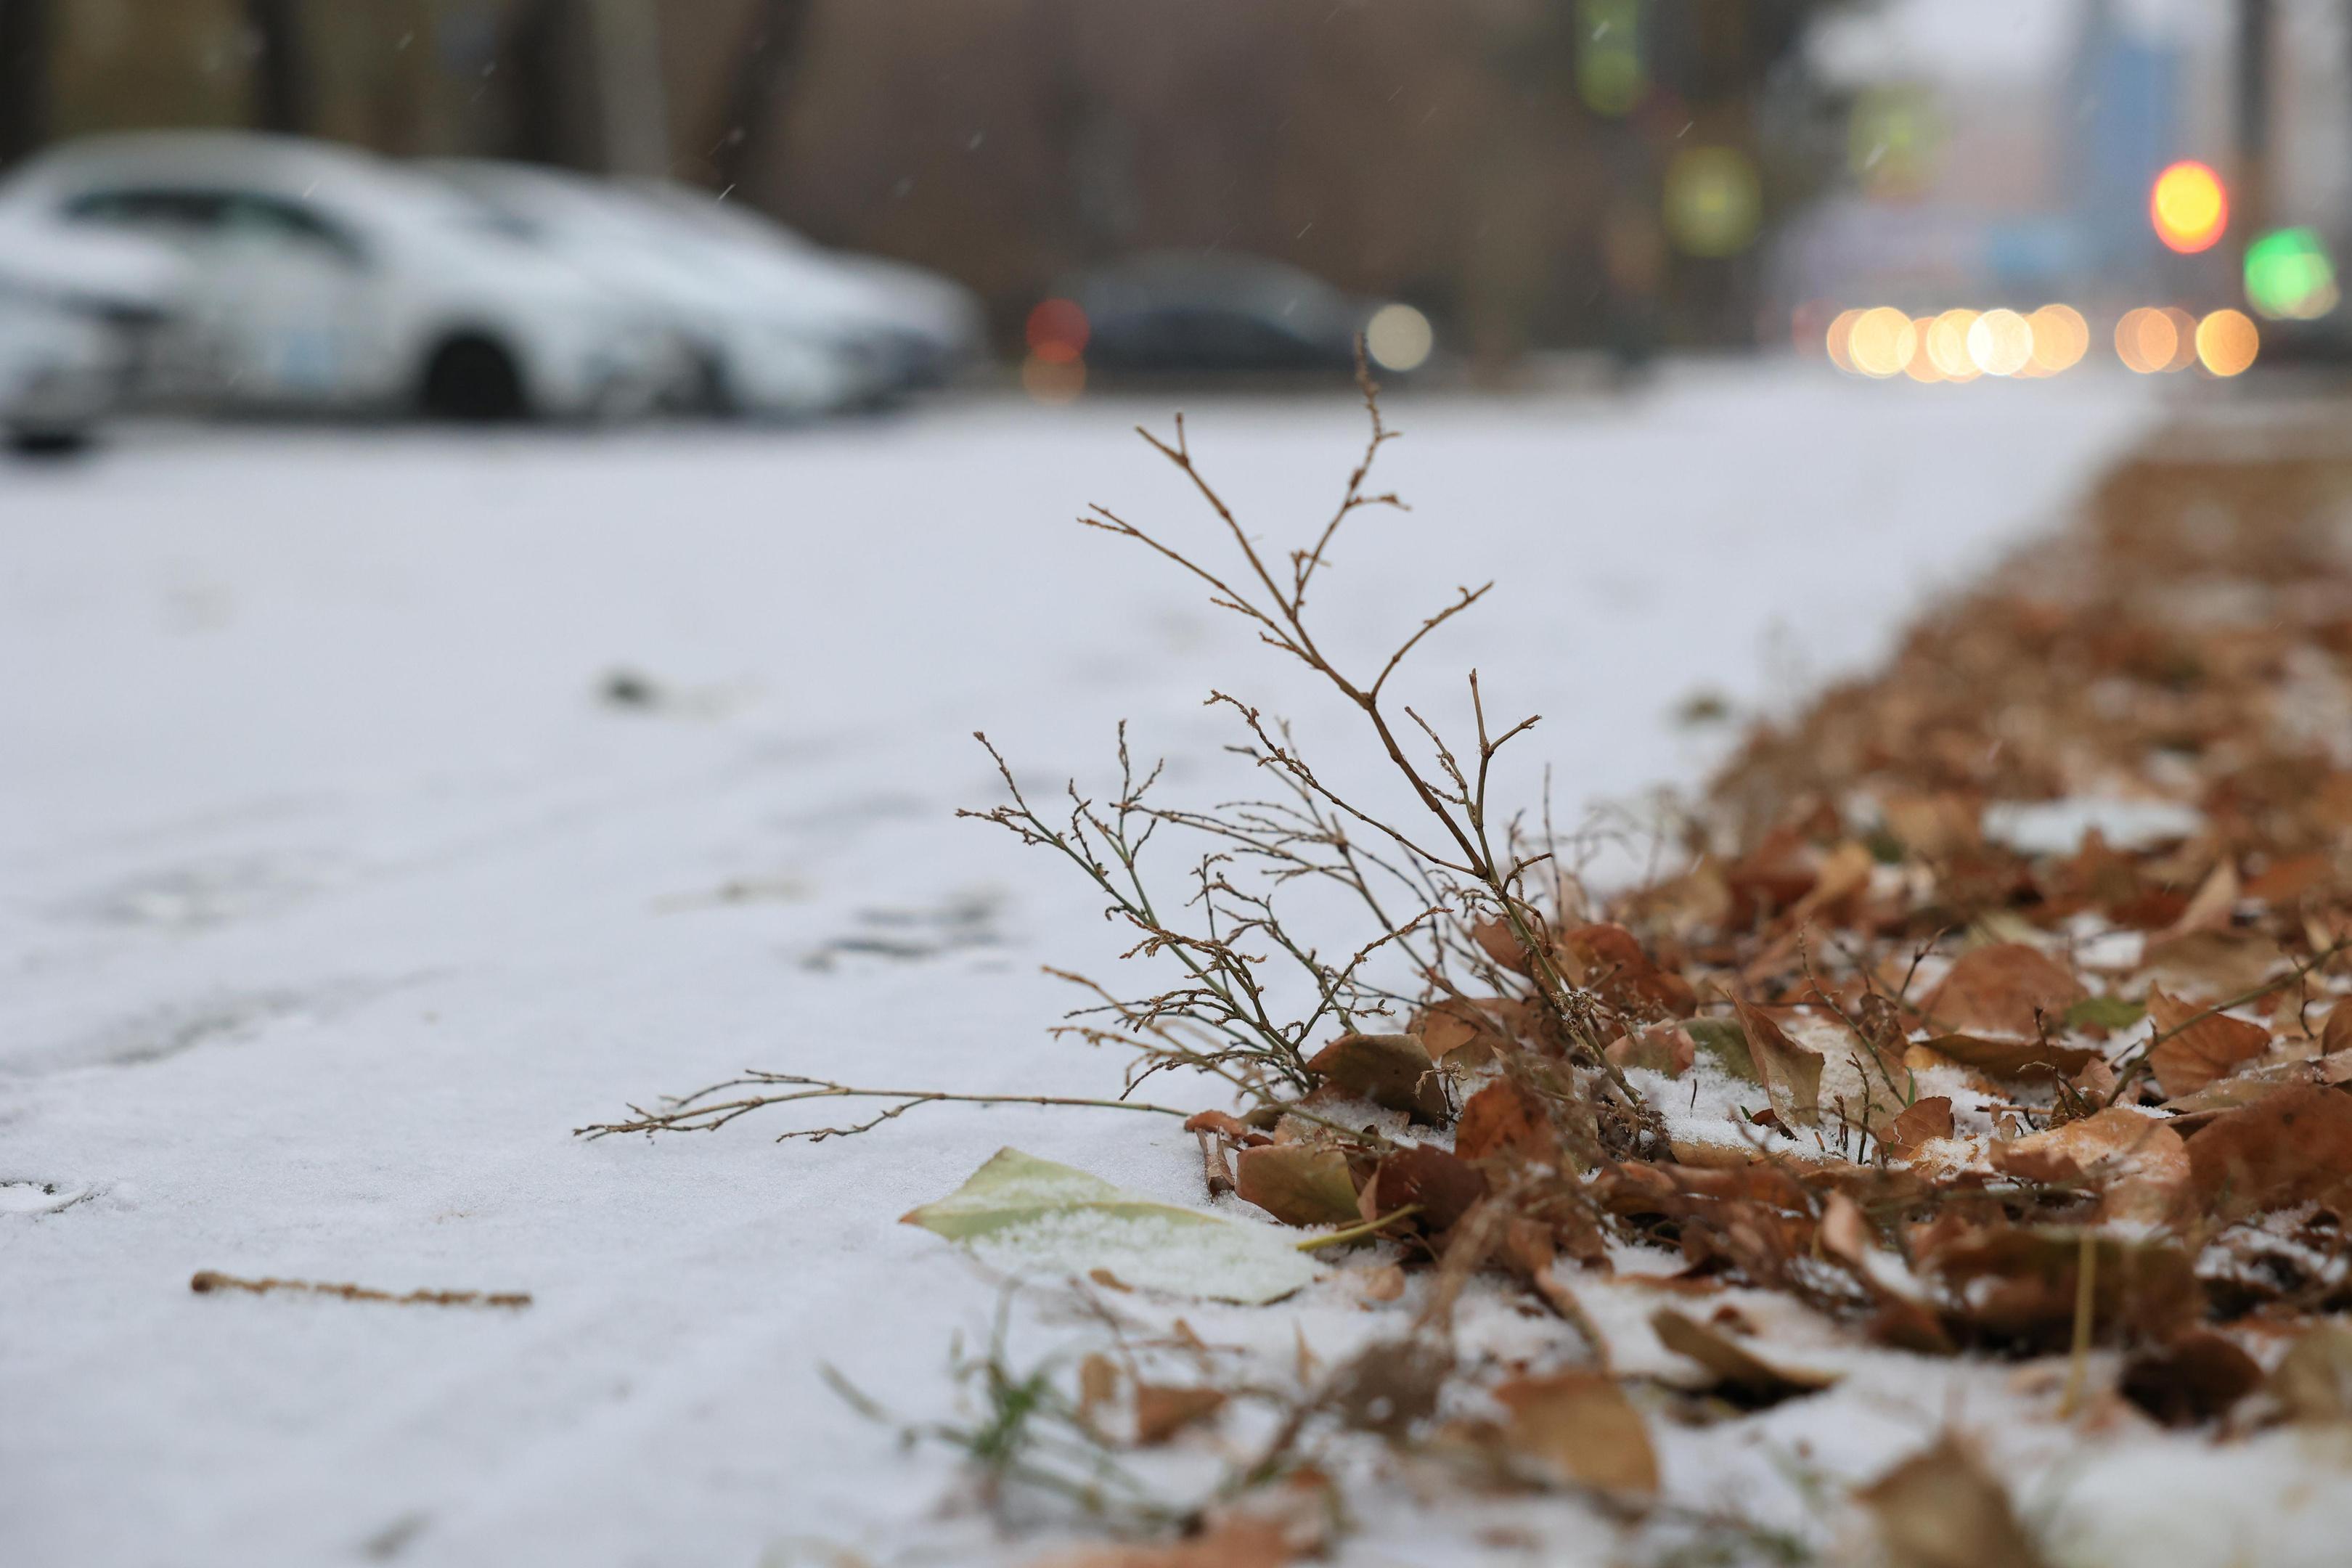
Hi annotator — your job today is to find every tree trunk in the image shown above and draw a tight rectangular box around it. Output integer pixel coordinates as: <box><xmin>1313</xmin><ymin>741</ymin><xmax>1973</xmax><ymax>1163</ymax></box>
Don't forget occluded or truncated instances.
<box><xmin>0</xmin><ymin>0</ymin><xmax>49</xmax><ymax>166</ymax></box>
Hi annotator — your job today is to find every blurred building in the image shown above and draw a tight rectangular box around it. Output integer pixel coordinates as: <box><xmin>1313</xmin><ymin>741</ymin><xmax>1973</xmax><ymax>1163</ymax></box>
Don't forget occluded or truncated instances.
<box><xmin>0</xmin><ymin>0</ymin><xmax>1852</xmax><ymax>360</ymax></box>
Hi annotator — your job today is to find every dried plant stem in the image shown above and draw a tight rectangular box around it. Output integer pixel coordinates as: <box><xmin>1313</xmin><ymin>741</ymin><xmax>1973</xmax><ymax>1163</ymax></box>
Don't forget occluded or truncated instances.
<box><xmin>189</xmin><ymin>1270</ymin><xmax>531</xmax><ymax>1309</ymax></box>
<box><xmin>575</xmin><ymin>1073</ymin><xmax>1191</xmax><ymax>1142</ymax></box>
<box><xmin>2059</xmin><ymin>1230</ymin><xmax>2097</xmax><ymax>1418</ymax></box>
<box><xmin>1294</xmin><ymin>1206</ymin><xmax>1423</xmax><ymax>1251</ymax></box>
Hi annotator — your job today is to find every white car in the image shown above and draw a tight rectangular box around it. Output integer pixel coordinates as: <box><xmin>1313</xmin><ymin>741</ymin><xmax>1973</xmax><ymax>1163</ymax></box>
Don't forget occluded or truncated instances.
<box><xmin>625</xmin><ymin>178</ymin><xmax>985</xmax><ymax>391</ymax></box>
<box><xmin>0</xmin><ymin>209</ymin><xmax>183</xmax><ymax>452</ymax></box>
<box><xmin>0</xmin><ymin>132</ymin><xmax>671</xmax><ymax>422</ymax></box>
<box><xmin>424</xmin><ymin>158</ymin><xmax>881</xmax><ymax>419</ymax></box>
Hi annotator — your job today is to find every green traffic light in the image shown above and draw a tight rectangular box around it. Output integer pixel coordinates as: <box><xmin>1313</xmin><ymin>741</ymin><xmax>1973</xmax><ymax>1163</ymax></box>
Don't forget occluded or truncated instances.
<box><xmin>2245</xmin><ymin>228</ymin><xmax>2340</xmax><ymax>321</ymax></box>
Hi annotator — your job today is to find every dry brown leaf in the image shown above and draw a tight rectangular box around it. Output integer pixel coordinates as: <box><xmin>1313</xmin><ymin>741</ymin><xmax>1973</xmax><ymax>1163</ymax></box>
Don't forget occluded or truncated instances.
<box><xmin>1233</xmin><ymin>1143</ymin><xmax>1361</xmax><ymax>1227</ymax></box>
<box><xmin>1490</xmin><ymin>1371</ymin><xmax>1658</xmax><ymax>1495</ymax></box>
<box><xmin>1921</xmin><ymin>942</ymin><xmax>2086</xmax><ymax>1040</ymax></box>
<box><xmin>1990</xmin><ymin>1107</ymin><xmax>2190</xmax><ymax>1229</ymax></box>
<box><xmin>1361</xmin><ymin>1145</ymin><xmax>1487</xmax><ymax>1234</ymax></box>
<box><xmin>1605</xmin><ymin>1022</ymin><xmax>1697</xmax><ymax>1077</ymax></box>
<box><xmin>1304</xmin><ymin>1033</ymin><xmax>1449</xmax><ymax>1123</ymax></box>
<box><xmin>1734</xmin><ymin>999</ymin><xmax>1822</xmax><ymax>1124</ymax></box>
<box><xmin>2145</xmin><ymin>987</ymin><xmax>2272</xmax><ymax>1098</ymax></box>
<box><xmin>1470</xmin><ymin>918</ymin><xmax>1532</xmax><ymax>975</ymax></box>
<box><xmin>1857</xmin><ymin>1434</ymin><xmax>2049</xmax><ymax>1568</ymax></box>
<box><xmin>2164</xmin><ymin>857</ymin><xmax>2242</xmax><ymax>936</ymax></box>
<box><xmin>1453</xmin><ymin>1077</ymin><xmax>1553</xmax><ymax>1164</ymax></box>
<box><xmin>1413</xmin><ymin>997</ymin><xmax>1528</xmax><ymax>1066</ymax></box>
<box><xmin>1079</xmin><ymin>1352</ymin><xmax>1119</xmax><ymax>1424</ymax></box>
<box><xmin>2142</xmin><ymin>928</ymin><xmax>2290</xmax><ymax>997</ymax></box>
<box><xmin>1032</xmin><ymin>1518</ymin><xmax>1297</xmax><ymax>1568</ymax></box>
<box><xmin>1916</xmin><ymin>1033</ymin><xmax>2101</xmax><ymax>1080</ymax></box>
<box><xmin>1649</xmin><ymin>1307</ymin><xmax>1839</xmax><ymax>1406</ymax></box>
<box><xmin>1880</xmin><ymin>1095</ymin><xmax>1956</xmax><ymax>1161</ymax></box>
<box><xmin>1132</xmin><ymin>1384</ymin><xmax>1227</xmax><ymax>1445</ymax></box>
<box><xmin>2186</xmin><ymin>1084</ymin><xmax>2352</xmax><ymax>1219</ymax></box>
<box><xmin>1922</xmin><ymin>1227</ymin><xmax>2197</xmax><ymax>1349</ymax></box>
<box><xmin>1558</xmin><ymin>922</ymin><xmax>1696</xmax><ymax>1020</ymax></box>
<box><xmin>2119</xmin><ymin>1331</ymin><xmax>2261</xmax><ymax>1427</ymax></box>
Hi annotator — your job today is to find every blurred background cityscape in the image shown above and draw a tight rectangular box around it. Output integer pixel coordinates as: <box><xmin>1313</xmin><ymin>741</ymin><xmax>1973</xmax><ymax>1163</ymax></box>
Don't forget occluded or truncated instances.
<box><xmin>0</xmin><ymin>0</ymin><xmax>2346</xmax><ymax>446</ymax></box>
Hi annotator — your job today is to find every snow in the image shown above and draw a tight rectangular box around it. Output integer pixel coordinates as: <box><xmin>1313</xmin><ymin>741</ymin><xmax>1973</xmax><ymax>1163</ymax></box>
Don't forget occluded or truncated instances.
<box><xmin>1</xmin><ymin>365</ymin><xmax>2157</xmax><ymax>1565</ymax></box>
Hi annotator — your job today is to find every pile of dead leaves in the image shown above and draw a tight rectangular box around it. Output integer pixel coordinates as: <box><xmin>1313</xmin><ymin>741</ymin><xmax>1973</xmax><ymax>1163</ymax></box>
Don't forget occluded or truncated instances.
<box><xmin>1090</xmin><ymin>436</ymin><xmax>2352</xmax><ymax>1565</ymax></box>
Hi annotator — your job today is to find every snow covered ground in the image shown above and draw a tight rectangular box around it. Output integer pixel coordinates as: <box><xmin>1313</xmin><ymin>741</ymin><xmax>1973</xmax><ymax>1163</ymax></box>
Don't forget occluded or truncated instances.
<box><xmin>0</xmin><ymin>367</ymin><xmax>2156</xmax><ymax>1567</ymax></box>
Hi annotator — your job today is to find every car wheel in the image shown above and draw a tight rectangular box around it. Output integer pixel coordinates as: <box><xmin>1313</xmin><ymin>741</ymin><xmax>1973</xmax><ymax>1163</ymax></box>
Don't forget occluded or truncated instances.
<box><xmin>420</xmin><ymin>335</ymin><xmax>527</xmax><ymax>422</ymax></box>
<box><xmin>7</xmin><ymin>423</ymin><xmax>94</xmax><ymax>458</ymax></box>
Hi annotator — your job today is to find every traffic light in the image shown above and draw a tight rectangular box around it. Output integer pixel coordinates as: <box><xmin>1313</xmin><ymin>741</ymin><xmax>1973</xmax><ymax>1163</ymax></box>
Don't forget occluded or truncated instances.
<box><xmin>2151</xmin><ymin>160</ymin><xmax>2229</xmax><ymax>254</ymax></box>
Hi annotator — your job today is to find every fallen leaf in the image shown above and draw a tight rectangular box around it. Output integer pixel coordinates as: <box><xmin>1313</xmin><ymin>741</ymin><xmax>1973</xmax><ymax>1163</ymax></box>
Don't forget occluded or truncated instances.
<box><xmin>1453</xmin><ymin>1077</ymin><xmax>1554</xmax><ymax>1163</ymax></box>
<box><xmin>1649</xmin><ymin>1308</ymin><xmax>1839</xmax><ymax>1407</ymax></box>
<box><xmin>1990</xmin><ymin>1107</ymin><xmax>2189</xmax><ymax>1229</ymax></box>
<box><xmin>2163</xmin><ymin>858</ymin><xmax>2241</xmax><ymax>936</ymax></box>
<box><xmin>1558</xmin><ymin>923</ymin><xmax>1696</xmax><ymax>1020</ymax></box>
<box><xmin>2185</xmin><ymin>1085</ymin><xmax>2352</xmax><ymax>1219</ymax></box>
<box><xmin>1304</xmin><ymin>1033</ymin><xmax>1450</xmax><ymax>1123</ymax></box>
<box><xmin>2145</xmin><ymin>987</ymin><xmax>2272</xmax><ymax>1099</ymax></box>
<box><xmin>1032</xmin><ymin>1518</ymin><xmax>1297</xmax><ymax>1568</ymax></box>
<box><xmin>1362</xmin><ymin>1145</ymin><xmax>1487</xmax><ymax>1234</ymax></box>
<box><xmin>1735</xmin><ymin>1000</ymin><xmax>1822</xmax><ymax>1124</ymax></box>
<box><xmin>1132</xmin><ymin>1384</ymin><xmax>1227</xmax><ymax>1445</ymax></box>
<box><xmin>1880</xmin><ymin>1096</ymin><xmax>1955</xmax><ymax>1161</ymax></box>
<box><xmin>1325</xmin><ymin>1337</ymin><xmax>1450</xmax><ymax>1437</ymax></box>
<box><xmin>1233</xmin><ymin>1144</ymin><xmax>1361</xmax><ymax>1228</ymax></box>
<box><xmin>1916</xmin><ymin>1033</ymin><xmax>2100</xmax><ymax>1079</ymax></box>
<box><xmin>1922</xmin><ymin>1226</ymin><xmax>2196</xmax><ymax>1349</ymax></box>
<box><xmin>900</xmin><ymin>1148</ymin><xmax>1318</xmax><ymax>1304</ymax></box>
<box><xmin>1685</xmin><ymin>1016</ymin><xmax>1758</xmax><ymax>1081</ymax></box>
<box><xmin>1491</xmin><ymin>1371</ymin><xmax>1659</xmax><ymax>1495</ymax></box>
<box><xmin>1079</xmin><ymin>1352</ymin><xmax>1119</xmax><ymax>1423</ymax></box>
<box><xmin>1413</xmin><ymin>997</ymin><xmax>1529</xmax><ymax>1065</ymax></box>
<box><xmin>2119</xmin><ymin>1331</ymin><xmax>2261</xmax><ymax>1426</ymax></box>
<box><xmin>2142</xmin><ymin>928</ymin><xmax>2290</xmax><ymax>997</ymax></box>
<box><xmin>1470</xmin><ymin>918</ymin><xmax>1532</xmax><ymax>974</ymax></box>
<box><xmin>1922</xmin><ymin>942</ymin><xmax>2085</xmax><ymax>1040</ymax></box>
<box><xmin>2064</xmin><ymin>995</ymin><xmax>2145</xmax><ymax>1034</ymax></box>
<box><xmin>1605</xmin><ymin>1022</ymin><xmax>1697</xmax><ymax>1077</ymax></box>
<box><xmin>1857</xmin><ymin>1434</ymin><xmax>2049</xmax><ymax>1568</ymax></box>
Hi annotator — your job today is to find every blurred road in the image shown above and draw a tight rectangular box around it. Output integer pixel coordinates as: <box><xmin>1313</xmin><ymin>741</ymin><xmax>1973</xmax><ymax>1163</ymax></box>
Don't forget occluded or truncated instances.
<box><xmin>0</xmin><ymin>368</ymin><xmax>2155</xmax><ymax>1565</ymax></box>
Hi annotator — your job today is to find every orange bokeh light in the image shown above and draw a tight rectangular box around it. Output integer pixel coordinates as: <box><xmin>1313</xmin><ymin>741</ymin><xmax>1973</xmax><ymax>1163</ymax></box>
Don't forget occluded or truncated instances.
<box><xmin>2151</xmin><ymin>161</ymin><xmax>2228</xmax><ymax>254</ymax></box>
<box><xmin>1025</xmin><ymin>298</ymin><xmax>1090</xmax><ymax>364</ymax></box>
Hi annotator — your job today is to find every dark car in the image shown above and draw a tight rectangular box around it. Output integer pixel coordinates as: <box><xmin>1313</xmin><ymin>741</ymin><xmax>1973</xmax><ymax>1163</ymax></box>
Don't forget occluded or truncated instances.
<box><xmin>1045</xmin><ymin>251</ymin><xmax>1380</xmax><ymax>375</ymax></box>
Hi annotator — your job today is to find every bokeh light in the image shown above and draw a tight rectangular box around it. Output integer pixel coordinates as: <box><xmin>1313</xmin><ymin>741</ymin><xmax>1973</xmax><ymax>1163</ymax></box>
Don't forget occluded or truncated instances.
<box><xmin>2150</xmin><ymin>160</ymin><xmax>2228</xmax><ymax>254</ymax></box>
<box><xmin>2026</xmin><ymin>304</ymin><xmax>2089</xmax><ymax>374</ymax></box>
<box><xmin>1024</xmin><ymin>298</ymin><xmax>1089</xmax><ymax>364</ymax></box>
<box><xmin>1847</xmin><ymin>88</ymin><xmax>1940</xmax><ymax>197</ymax></box>
<box><xmin>1662</xmin><ymin>146</ymin><xmax>1762</xmax><ymax>258</ymax></box>
<box><xmin>1902</xmin><ymin>319</ymin><xmax>1945</xmax><ymax>383</ymax></box>
<box><xmin>1576</xmin><ymin>0</ymin><xmax>1647</xmax><ymax>116</ymax></box>
<box><xmin>1824</xmin><ymin>309</ymin><xmax>1862</xmax><ymax>373</ymax></box>
<box><xmin>2244</xmin><ymin>228</ymin><xmax>2340</xmax><ymax>321</ymax></box>
<box><xmin>2160</xmin><ymin>307</ymin><xmax>2200</xmax><ymax>371</ymax></box>
<box><xmin>1967</xmin><ymin>309</ymin><xmax>2033</xmax><ymax>377</ymax></box>
<box><xmin>1846</xmin><ymin>307</ymin><xmax>1916</xmax><ymax>378</ymax></box>
<box><xmin>1365</xmin><ymin>303</ymin><xmax>1434</xmax><ymax>372</ymax></box>
<box><xmin>1925</xmin><ymin>309</ymin><xmax>1980</xmax><ymax>380</ymax></box>
<box><xmin>2116</xmin><ymin>307</ymin><xmax>2176</xmax><ymax>374</ymax></box>
<box><xmin>2194</xmin><ymin>309</ymin><xmax>2259</xmax><ymax>377</ymax></box>
<box><xmin>1020</xmin><ymin>354</ymin><xmax>1085</xmax><ymax>403</ymax></box>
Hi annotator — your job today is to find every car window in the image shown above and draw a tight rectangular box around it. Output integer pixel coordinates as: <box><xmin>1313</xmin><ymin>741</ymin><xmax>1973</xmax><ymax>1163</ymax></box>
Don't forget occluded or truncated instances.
<box><xmin>64</xmin><ymin>187</ymin><xmax>364</xmax><ymax>268</ymax></box>
<box><xmin>66</xmin><ymin>187</ymin><xmax>229</xmax><ymax>240</ymax></box>
<box><xmin>219</xmin><ymin>195</ymin><xmax>368</xmax><ymax>268</ymax></box>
